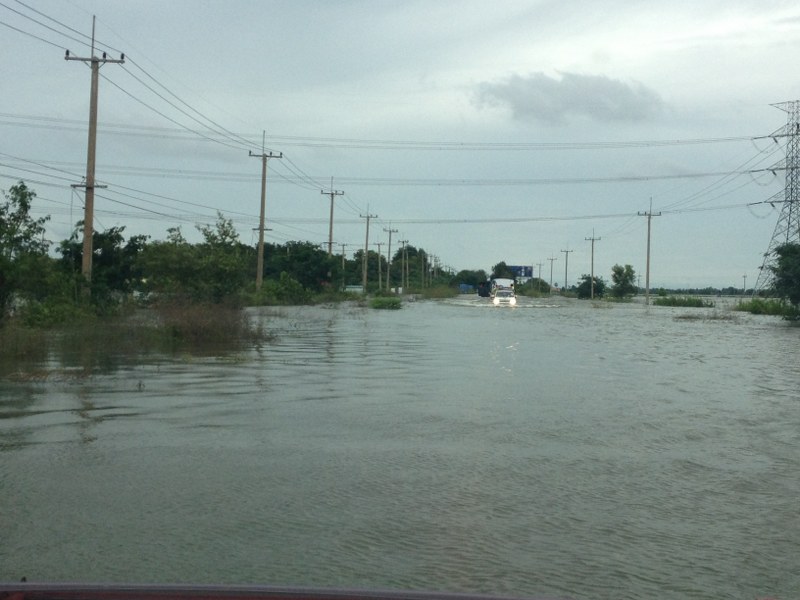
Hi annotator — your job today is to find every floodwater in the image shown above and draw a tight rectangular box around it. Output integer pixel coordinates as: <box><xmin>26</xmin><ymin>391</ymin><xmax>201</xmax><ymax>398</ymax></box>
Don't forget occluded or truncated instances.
<box><xmin>1</xmin><ymin>296</ymin><xmax>799</xmax><ymax>600</ymax></box>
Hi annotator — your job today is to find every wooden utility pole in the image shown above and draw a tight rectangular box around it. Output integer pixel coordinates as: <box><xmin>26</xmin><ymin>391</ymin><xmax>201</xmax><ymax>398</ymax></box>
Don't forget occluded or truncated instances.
<box><xmin>561</xmin><ymin>248</ymin><xmax>573</xmax><ymax>293</ymax></box>
<box><xmin>360</xmin><ymin>212</ymin><xmax>377</xmax><ymax>292</ymax></box>
<box><xmin>321</xmin><ymin>177</ymin><xmax>343</xmax><ymax>256</ymax></box>
<box><xmin>638</xmin><ymin>200</ymin><xmax>661</xmax><ymax>305</ymax></box>
<box><xmin>65</xmin><ymin>16</ymin><xmax>124</xmax><ymax>288</ymax></box>
<box><xmin>585</xmin><ymin>230</ymin><xmax>601</xmax><ymax>299</ymax></box>
<box><xmin>249</xmin><ymin>135</ymin><xmax>282</xmax><ymax>291</ymax></box>
<box><xmin>383</xmin><ymin>226</ymin><xmax>398</xmax><ymax>291</ymax></box>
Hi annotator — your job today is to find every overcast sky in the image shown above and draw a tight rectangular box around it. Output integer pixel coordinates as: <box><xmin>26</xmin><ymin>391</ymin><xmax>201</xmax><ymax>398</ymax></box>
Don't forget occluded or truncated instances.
<box><xmin>2</xmin><ymin>0</ymin><xmax>800</xmax><ymax>288</ymax></box>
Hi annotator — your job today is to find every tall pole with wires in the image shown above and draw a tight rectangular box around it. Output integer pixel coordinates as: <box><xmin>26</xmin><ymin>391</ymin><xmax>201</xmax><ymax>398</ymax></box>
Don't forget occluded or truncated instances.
<box><xmin>65</xmin><ymin>16</ymin><xmax>124</xmax><ymax>289</ymax></box>
<box><xmin>361</xmin><ymin>212</ymin><xmax>377</xmax><ymax>293</ymax></box>
<box><xmin>753</xmin><ymin>100</ymin><xmax>800</xmax><ymax>293</ymax></box>
<box><xmin>249</xmin><ymin>133</ymin><xmax>282</xmax><ymax>291</ymax></box>
<box><xmin>321</xmin><ymin>177</ymin><xmax>343</xmax><ymax>256</ymax></box>
<box><xmin>547</xmin><ymin>255</ymin><xmax>558</xmax><ymax>294</ymax></box>
<box><xmin>561</xmin><ymin>248</ymin><xmax>573</xmax><ymax>293</ymax></box>
<box><xmin>638</xmin><ymin>199</ymin><xmax>661</xmax><ymax>305</ymax></box>
<box><xmin>399</xmin><ymin>239</ymin><xmax>408</xmax><ymax>292</ymax></box>
<box><xmin>383</xmin><ymin>226</ymin><xmax>398</xmax><ymax>291</ymax></box>
<box><xmin>585</xmin><ymin>230</ymin><xmax>601</xmax><ymax>299</ymax></box>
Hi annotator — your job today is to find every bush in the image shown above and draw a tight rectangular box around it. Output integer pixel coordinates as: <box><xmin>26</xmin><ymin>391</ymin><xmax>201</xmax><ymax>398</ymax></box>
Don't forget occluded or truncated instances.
<box><xmin>247</xmin><ymin>272</ymin><xmax>312</xmax><ymax>306</ymax></box>
<box><xmin>420</xmin><ymin>285</ymin><xmax>457</xmax><ymax>299</ymax></box>
<box><xmin>734</xmin><ymin>298</ymin><xmax>799</xmax><ymax>318</ymax></box>
<box><xmin>153</xmin><ymin>302</ymin><xmax>265</xmax><ymax>347</ymax></box>
<box><xmin>369</xmin><ymin>297</ymin><xmax>402</xmax><ymax>310</ymax></box>
<box><xmin>653</xmin><ymin>296</ymin><xmax>714</xmax><ymax>308</ymax></box>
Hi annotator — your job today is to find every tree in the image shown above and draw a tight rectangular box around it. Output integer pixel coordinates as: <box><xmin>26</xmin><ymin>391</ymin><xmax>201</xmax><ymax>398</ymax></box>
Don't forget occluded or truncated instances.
<box><xmin>0</xmin><ymin>182</ymin><xmax>51</xmax><ymax>320</ymax></box>
<box><xmin>195</xmin><ymin>213</ymin><xmax>253</xmax><ymax>302</ymax></box>
<box><xmin>772</xmin><ymin>242</ymin><xmax>800</xmax><ymax>306</ymax></box>
<box><xmin>454</xmin><ymin>269</ymin><xmax>488</xmax><ymax>288</ymax></box>
<box><xmin>576</xmin><ymin>273</ymin><xmax>606</xmax><ymax>299</ymax></box>
<box><xmin>264</xmin><ymin>241</ymin><xmax>338</xmax><ymax>291</ymax></box>
<box><xmin>491</xmin><ymin>261</ymin><xmax>515</xmax><ymax>279</ymax></box>
<box><xmin>610</xmin><ymin>264</ymin><xmax>637</xmax><ymax>298</ymax></box>
<box><xmin>58</xmin><ymin>224</ymin><xmax>149</xmax><ymax>308</ymax></box>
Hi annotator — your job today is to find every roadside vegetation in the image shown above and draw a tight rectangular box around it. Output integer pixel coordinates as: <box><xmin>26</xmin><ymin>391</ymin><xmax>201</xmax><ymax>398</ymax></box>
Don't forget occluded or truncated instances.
<box><xmin>734</xmin><ymin>297</ymin><xmax>799</xmax><ymax>319</ymax></box>
<box><xmin>0</xmin><ymin>181</ymin><xmax>456</xmax><ymax>365</ymax></box>
<box><xmin>3</xmin><ymin>179</ymin><xmax>800</xmax><ymax>368</ymax></box>
<box><xmin>653</xmin><ymin>296</ymin><xmax>715</xmax><ymax>308</ymax></box>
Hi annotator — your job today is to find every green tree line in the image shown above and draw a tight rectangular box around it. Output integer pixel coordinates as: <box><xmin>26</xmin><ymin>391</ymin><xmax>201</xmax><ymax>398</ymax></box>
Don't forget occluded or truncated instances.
<box><xmin>0</xmin><ymin>182</ymin><xmax>453</xmax><ymax>325</ymax></box>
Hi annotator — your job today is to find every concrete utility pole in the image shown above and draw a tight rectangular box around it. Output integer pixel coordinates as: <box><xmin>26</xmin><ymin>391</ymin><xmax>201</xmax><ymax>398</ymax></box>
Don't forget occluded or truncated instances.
<box><xmin>249</xmin><ymin>134</ymin><xmax>282</xmax><ymax>291</ymax></box>
<box><xmin>561</xmin><ymin>248</ymin><xmax>573</xmax><ymax>293</ymax></box>
<box><xmin>547</xmin><ymin>255</ymin><xmax>558</xmax><ymax>294</ymax></box>
<box><xmin>585</xmin><ymin>230</ymin><xmax>601</xmax><ymax>299</ymax></box>
<box><xmin>360</xmin><ymin>212</ymin><xmax>377</xmax><ymax>293</ymax></box>
<box><xmin>537</xmin><ymin>262</ymin><xmax>543</xmax><ymax>292</ymax></box>
<box><xmin>383</xmin><ymin>226</ymin><xmax>398</xmax><ymax>291</ymax></box>
<box><xmin>65</xmin><ymin>16</ymin><xmax>124</xmax><ymax>288</ymax></box>
<box><xmin>340</xmin><ymin>243</ymin><xmax>347</xmax><ymax>290</ymax></box>
<box><xmin>638</xmin><ymin>200</ymin><xmax>661</xmax><ymax>305</ymax></box>
<box><xmin>742</xmin><ymin>274</ymin><xmax>747</xmax><ymax>295</ymax></box>
<box><xmin>321</xmin><ymin>177</ymin><xmax>343</xmax><ymax>256</ymax></box>
<box><xmin>374</xmin><ymin>242</ymin><xmax>384</xmax><ymax>289</ymax></box>
<box><xmin>399</xmin><ymin>239</ymin><xmax>408</xmax><ymax>291</ymax></box>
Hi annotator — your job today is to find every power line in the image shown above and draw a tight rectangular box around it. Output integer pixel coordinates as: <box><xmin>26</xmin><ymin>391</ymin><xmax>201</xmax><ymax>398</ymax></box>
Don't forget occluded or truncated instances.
<box><xmin>0</xmin><ymin>1</ymin><xmax>86</xmax><ymax>48</ymax></box>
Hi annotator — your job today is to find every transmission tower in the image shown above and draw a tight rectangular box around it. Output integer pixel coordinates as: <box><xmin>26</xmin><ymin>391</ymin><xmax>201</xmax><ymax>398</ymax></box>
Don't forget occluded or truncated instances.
<box><xmin>753</xmin><ymin>100</ymin><xmax>800</xmax><ymax>293</ymax></box>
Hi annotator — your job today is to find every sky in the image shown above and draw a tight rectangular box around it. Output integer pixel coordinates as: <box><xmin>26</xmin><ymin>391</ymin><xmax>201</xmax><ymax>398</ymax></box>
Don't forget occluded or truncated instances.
<box><xmin>2</xmin><ymin>0</ymin><xmax>800</xmax><ymax>289</ymax></box>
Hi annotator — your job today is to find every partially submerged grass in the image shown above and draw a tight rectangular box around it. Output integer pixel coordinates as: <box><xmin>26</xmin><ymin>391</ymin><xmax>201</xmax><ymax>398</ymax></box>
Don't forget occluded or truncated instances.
<box><xmin>673</xmin><ymin>311</ymin><xmax>738</xmax><ymax>322</ymax></box>
<box><xmin>369</xmin><ymin>296</ymin><xmax>403</xmax><ymax>310</ymax></box>
<box><xmin>733</xmin><ymin>297</ymin><xmax>799</xmax><ymax>318</ymax></box>
<box><xmin>419</xmin><ymin>285</ymin><xmax>458</xmax><ymax>299</ymax></box>
<box><xmin>0</xmin><ymin>302</ymin><xmax>271</xmax><ymax>378</ymax></box>
<box><xmin>153</xmin><ymin>301</ymin><xmax>267</xmax><ymax>347</ymax></box>
<box><xmin>653</xmin><ymin>296</ymin><xmax>715</xmax><ymax>308</ymax></box>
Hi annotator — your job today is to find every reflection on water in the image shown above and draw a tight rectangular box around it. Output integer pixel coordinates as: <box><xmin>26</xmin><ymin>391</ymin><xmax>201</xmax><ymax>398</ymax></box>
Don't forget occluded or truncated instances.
<box><xmin>1</xmin><ymin>297</ymin><xmax>799</xmax><ymax>600</ymax></box>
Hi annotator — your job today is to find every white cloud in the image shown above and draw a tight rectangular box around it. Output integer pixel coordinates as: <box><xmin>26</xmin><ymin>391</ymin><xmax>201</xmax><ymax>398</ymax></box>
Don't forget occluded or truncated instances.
<box><xmin>476</xmin><ymin>72</ymin><xmax>666</xmax><ymax>124</ymax></box>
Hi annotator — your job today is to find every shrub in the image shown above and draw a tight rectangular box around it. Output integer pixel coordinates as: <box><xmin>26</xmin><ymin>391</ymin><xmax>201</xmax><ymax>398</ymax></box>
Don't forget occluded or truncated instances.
<box><xmin>653</xmin><ymin>296</ymin><xmax>714</xmax><ymax>308</ymax></box>
<box><xmin>735</xmin><ymin>298</ymin><xmax>799</xmax><ymax>318</ymax></box>
<box><xmin>420</xmin><ymin>285</ymin><xmax>457</xmax><ymax>299</ymax></box>
<box><xmin>370</xmin><ymin>297</ymin><xmax>402</xmax><ymax>310</ymax></box>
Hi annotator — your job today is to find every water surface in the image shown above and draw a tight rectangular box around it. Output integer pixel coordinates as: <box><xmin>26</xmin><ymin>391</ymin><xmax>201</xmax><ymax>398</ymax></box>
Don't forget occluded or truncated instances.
<box><xmin>2</xmin><ymin>297</ymin><xmax>798</xmax><ymax>600</ymax></box>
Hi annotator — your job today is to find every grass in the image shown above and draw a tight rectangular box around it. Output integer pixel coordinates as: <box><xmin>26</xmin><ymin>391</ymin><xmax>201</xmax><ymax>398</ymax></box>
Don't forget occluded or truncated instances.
<box><xmin>369</xmin><ymin>296</ymin><xmax>403</xmax><ymax>310</ymax></box>
<box><xmin>673</xmin><ymin>311</ymin><xmax>738</xmax><ymax>322</ymax></box>
<box><xmin>0</xmin><ymin>302</ymin><xmax>272</xmax><ymax>379</ymax></box>
<box><xmin>418</xmin><ymin>285</ymin><xmax>458</xmax><ymax>299</ymax></box>
<box><xmin>733</xmin><ymin>297</ymin><xmax>797</xmax><ymax>317</ymax></box>
<box><xmin>653</xmin><ymin>295</ymin><xmax>715</xmax><ymax>308</ymax></box>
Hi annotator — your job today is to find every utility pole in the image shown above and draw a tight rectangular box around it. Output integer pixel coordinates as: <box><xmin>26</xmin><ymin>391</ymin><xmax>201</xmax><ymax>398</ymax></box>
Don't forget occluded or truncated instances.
<box><xmin>249</xmin><ymin>134</ymin><xmax>282</xmax><ymax>291</ymax></box>
<box><xmin>65</xmin><ymin>16</ymin><xmax>124</xmax><ymax>288</ymax></box>
<box><xmin>383</xmin><ymin>226</ymin><xmax>398</xmax><ymax>291</ymax></box>
<box><xmin>742</xmin><ymin>274</ymin><xmax>747</xmax><ymax>295</ymax></box>
<box><xmin>585</xmin><ymin>230</ymin><xmax>601</xmax><ymax>299</ymax></box>
<box><xmin>399</xmin><ymin>239</ymin><xmax>408</xmax><ymax>292</ymax></box>
<box><xmin>340</xmin><ymin>243</ymin><xmax>347</xmax><ymax>291</ymax></box>
<box><xmin>547</xmin><ymin>255</ymin><xmax>558</xmax><ymax>294</ymax></box>
<box><xmin>321</xmin><ymin>177</ymin><xmax>343</xmax><ymax>256</ymax></box>
<box><xmin>537</xmin><ymin>262</ymin><xmax>543</xmax><ymax>293</ymax></box>
<box><xmin>561</xmin><ymin>248</ymin><xmax>573</xmax><ymax>294</ymax></box>
<box><xmin>360</xmin><ymin>212</ymin><xmax>377</xmax><ymax>293</ymax></box>
<box><xmin>638</xmin><ymin>199</ymin><xmax>661</xmax><ymax>305</ymax></box>
<box><xmin>374</xmin><ymin>242</ymin><xmax>384</xmax><ymax>289</ymax></box>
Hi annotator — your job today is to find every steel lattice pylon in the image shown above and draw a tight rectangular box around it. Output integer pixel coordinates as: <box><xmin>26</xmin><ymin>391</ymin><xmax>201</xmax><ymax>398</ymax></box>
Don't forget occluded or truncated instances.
<box><xmin>753</xmin><ymin>100</ymin><xmax>800</xmax><ymax>293</ymax></box>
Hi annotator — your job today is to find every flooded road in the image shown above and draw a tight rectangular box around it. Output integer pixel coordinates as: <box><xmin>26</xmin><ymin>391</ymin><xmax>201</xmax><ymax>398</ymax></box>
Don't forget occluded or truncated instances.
<box><xmin>2</xmin><ymin>297</ymin><xmax>799</xmax><ymax>600</ymax></box>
